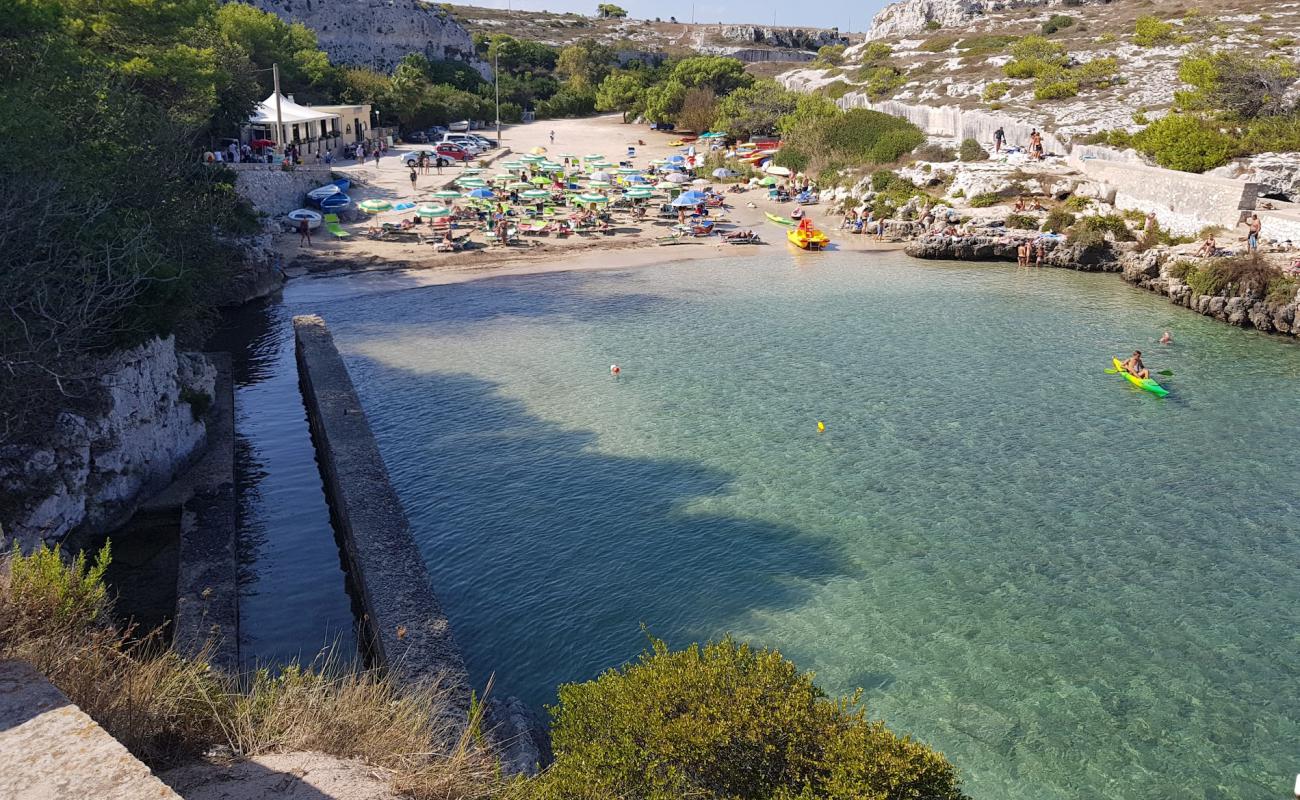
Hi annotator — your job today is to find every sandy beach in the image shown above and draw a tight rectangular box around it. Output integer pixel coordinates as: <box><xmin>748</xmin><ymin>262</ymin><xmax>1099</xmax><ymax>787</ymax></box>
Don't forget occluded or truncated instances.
<box><xmin>277</xmin><ymin>114</ymin><xmax>907</xmax><ymax>287</ymax></box>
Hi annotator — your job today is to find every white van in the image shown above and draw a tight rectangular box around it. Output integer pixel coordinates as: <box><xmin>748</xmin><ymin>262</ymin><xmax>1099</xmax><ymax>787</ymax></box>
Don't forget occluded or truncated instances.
<box><xmin>440</xmin><ymin>133</ymin><xmax>484</xmax><ymax>153</ymax></box>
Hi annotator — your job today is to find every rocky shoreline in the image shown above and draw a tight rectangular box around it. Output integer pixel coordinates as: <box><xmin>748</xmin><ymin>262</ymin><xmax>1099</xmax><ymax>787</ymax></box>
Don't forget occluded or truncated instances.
<box><xmin>905</xmin><ymin>233</ymin><xmax>1120</xmax><ymax>272</ymax></box>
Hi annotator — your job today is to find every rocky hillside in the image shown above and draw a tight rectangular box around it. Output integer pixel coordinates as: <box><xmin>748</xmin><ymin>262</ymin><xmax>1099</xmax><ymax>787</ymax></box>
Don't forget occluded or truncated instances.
<box><xmin>243</xmin><ymin>0</ymin><xmax>485</xmax><ymax>73</ymax></box>
<box><xmin>778</xmin><ymin>0</ymin><xmax>1300</xmax><ymax>138</ymax></box>
<box><xmin>447</xmin><ymin>4</ymin><xmax>850</xmax><ymax>63</ymax></box>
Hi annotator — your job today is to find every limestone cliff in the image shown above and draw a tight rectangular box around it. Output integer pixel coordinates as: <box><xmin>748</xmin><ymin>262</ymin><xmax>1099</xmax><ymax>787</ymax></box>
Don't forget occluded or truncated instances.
<box><xmin>240</xmin><ymin>0</ymin><xmax>486</xmax><ymax>74</ymax></box>
<box><xmin>866</xmin><ymin>0</ymin><xmax>1106</xmax><ymax>40</ymax></box>
<box><xmin>0</xmin><ymin>337</ymin><xmax>215</xmax><ymax>550</ymax></box>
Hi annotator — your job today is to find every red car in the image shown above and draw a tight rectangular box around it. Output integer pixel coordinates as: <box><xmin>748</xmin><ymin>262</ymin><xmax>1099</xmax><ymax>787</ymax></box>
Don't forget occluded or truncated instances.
<box><xmin>434</xmin><ymin>143</ymin><xmax>475</xmax><ymax>162</ymax></box>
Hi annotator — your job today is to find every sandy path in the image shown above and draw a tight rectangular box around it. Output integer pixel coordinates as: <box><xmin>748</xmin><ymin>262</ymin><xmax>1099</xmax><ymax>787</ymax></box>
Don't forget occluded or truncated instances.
<box><xmin>276</xmin><ymin>114</ymin><xmax>903</xmax><ymax>287</ymax></box>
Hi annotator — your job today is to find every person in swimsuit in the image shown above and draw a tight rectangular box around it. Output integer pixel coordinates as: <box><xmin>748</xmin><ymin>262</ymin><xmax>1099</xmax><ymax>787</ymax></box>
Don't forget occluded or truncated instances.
<box><xmin>1123</xmin><ymin>350</ymin><xmax>1150</xmax><ymax>379</ymax></box>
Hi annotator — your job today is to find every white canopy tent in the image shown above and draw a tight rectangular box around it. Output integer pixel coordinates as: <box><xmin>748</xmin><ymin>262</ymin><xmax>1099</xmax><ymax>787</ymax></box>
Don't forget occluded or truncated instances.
<box><xmin>247</xmin><ymin>94</ymin><xmax>340</xmax><ymax>150</ymax></box>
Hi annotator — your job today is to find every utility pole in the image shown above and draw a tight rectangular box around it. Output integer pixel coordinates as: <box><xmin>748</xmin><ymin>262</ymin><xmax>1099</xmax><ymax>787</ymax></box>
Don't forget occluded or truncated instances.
<box><xmin>494</xmin><ymin>49</ymin><xmax>501</xmax><ymax>144</ymax></box>
<box><xmin>272</xmin><ymin>62</ymin><xmax>283</xmax><ymax>158</ymax></box>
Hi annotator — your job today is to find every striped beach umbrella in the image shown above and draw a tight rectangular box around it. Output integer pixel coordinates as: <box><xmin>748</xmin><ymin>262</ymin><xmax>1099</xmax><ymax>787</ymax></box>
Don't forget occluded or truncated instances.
<box><xmin>583</xmin><ymin>153</ymin><xmax>603</xmax><ymax>160</ymax></box>
<box><xmin>520</xmin><ymin>189</ymin><xmax>550</xmax><ymax>200</ymax></box>
<box><xmin>456</xmin><ymin>178</ymin><xmax>488</xmax><ymax>188</ymax></box>
<box><xmin>625</xmin><ymin>188</ymin><xmax>654</xmax><ymax>199</ymax></box>
<box><xmin>431</xmin><ymin>190</ymin><xmax>461</xmax><ymax>200</ymax></box>
<box><xmin>507</xmin><ymin>181</ymin><xmax>532</xmax><ymax>190</ymax></box>
<box><xmin>576</xmin><ymin>193</ymin><xmax>608</xmax><ymax>204</ymax></box>
<box><xmin>416</xmin><ymin>204</ymin><xmax>452</xmax><ymax>218</ymax></box>
<box><xmin>586</xmin><ymin>180</ymin><xmax>611</xmax><ymax>188</ymax></box>
<box><xmin>358</xmin><ymin>199</ymin><xmax>391</xmax><ymax>214</ymax></box>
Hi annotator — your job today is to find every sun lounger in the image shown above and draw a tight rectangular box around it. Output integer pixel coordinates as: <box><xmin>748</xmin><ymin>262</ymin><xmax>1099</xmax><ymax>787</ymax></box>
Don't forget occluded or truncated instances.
<box><xmin>323</xmin><ymin>213</ymin><xmax>350</xmax><ymax>239</ymax></box>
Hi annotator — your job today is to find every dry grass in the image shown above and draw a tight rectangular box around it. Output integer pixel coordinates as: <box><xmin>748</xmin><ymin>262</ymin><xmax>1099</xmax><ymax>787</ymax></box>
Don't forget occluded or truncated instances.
<box><xmin>0</xmin><ymin>542</ymin><xmax>508</xmax><ymax>799</ymax></box>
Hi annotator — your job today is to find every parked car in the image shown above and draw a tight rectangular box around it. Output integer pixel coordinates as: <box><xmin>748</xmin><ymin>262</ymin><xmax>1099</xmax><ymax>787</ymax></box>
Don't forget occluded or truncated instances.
<box><xmin>466</xmin><ymin>134</ymin><xmax>497</xmax><ymax>149</ymax></box>
<box><xmin>427</xmin><ymin>125</ymin><xmax>448</xmax><ymax>139</ymax></box>
<box><xmin>650</xmin><ymin>121</ymin><xmax>675</xmax><ymax>132</ymax></box>
<box><xmin>405</xmin><ymin>130</ymin><xmax>428</xmax><ymax>144</ymax></box>
<box><xmin>448</xmin><ymin>120</ymin><xmax>471</xmax><ymax>132</ymax></box>
<box><xmin>439</xmin><ymin>134</ymin><xmax>484</xmax><ymax>154</ymax></box>
<box><xmin>401</xmin><ymin>149</ymin><xmax>452</xmax><ymax>168</ymax></box>
<box><xmin>432</xmin><ymin>142</ymin><xmax>476</xmax><ymax>162</ymax></box>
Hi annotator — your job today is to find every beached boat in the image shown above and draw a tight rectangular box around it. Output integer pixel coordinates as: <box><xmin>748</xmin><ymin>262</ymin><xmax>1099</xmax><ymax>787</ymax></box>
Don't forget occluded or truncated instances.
<box><xmin>306</xmin><ymin>178</ymin><xmax>351</xmax><ymax>205</ymax></box>
<box><xmin>1111</xmin><ymin>357</ymin><xmax>1168</xmax><ymax>397</ymax></box>
<box><xmin>319</xmin><ymin>193</ymin><xmax>351</xmax><ymax>212</ymax></box>
<box><xmin>287</xmin><ymin>208</ymin><xmax>322</xmax><ymax>230</ymax></box>
<box><xmin>765</xmin><ymin>212</ymin><xmax>794</xmax><ymax>226</ymax></box>
<box><xmin>788</xmin><ymin>223</ymin><xmax>829</xmax><ymax>251</ymax></box>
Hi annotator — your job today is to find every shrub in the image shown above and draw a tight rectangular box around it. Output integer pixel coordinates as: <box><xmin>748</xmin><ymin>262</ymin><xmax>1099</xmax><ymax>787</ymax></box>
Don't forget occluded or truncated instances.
<box><xmin>1134</xmin><ymin>15</ymin><xmax>1177</xmax><ymax>46</ymax></box>
<box><xmin>961</xmin><ymin>34</ymin><xmax>1021</xmax><ymax>55</ymax></box>
<box><xmin>1003</xmin><ymin>35</ymin><xmax>1069</xmax><ymax>78</ymax></box>
<box><xmin>871</xmin><ymin>169</ymin><xmax>897</xmax><ymax>191</ymax></box>
<box><xmin>860</xmin><ymin>42</ymin><xmax>894</xmax><ymax>64</ymax></box>
<box><xmin>1006</xmin><ymin>213</ymin><xmax>1039</xmax><ymax>229</ymax></box>
<box><xmin>1132</xmin><ymin>110</ymin><xmax>1150</xmax><ymax>125</ymax></box>
<box><xmin>959</xmin><ymin>138</ymin><xmax>989</xmax><ymax>161</ymax></box>
<box><xmin>1042</xmin><ymin>208</ymin><xmax>1077</xmax><ymax>232</ymax></box>
<box><xmin>860</xmin><ymin>65</ymin><xmax>907</xmax><ymax>99</ymax></box>
<box><xmin>914</xmin><ymin>142</ymin><xmax>957</xmax><ymax>161</ymax></box>
<box><xmin>1069</xmin><ymin>213</ymin><xmax>1134</xmax><ymax>243</ymax></box>
<box><xmin>814</xmin><ymin>44</ymin><xmax>847</xmax><ymax>66</ymax></box>
<box><xmin>1266</xmin><ymin>275</ymin><xmax>1299</xmax><ymax>304</ymax></box>
<box><xmin>1132</xmin><ymin>114</ymin><xmax>1236</xmax><ymax>172</ymax></box>
<box><xmin>969</xmin><ymin>192</ymin><xmax>1002</xmax><ymax>207</ymax></box>
<box><xmin>1035</xmin><ymin>78</ymin><xmax>1079</xmax><ymax>99</ymax></box>
<box><xmin>1175</xmin><ymin>51</ymin><xmax>1298</xmax><ymax>118</ymax></box>
<box><xmin>1068</xmin><ymin>227</ymin><xmax>1106</xmax><ymax>247</ymax></box>
<box><xmin>982</xmin><ymin>81</ymin><xmax>1010</xmax><ymax>100</ymax></box>
<box><xmin>950</xmin><ymin>188</ymin><xmax>966</xmax><ymax>198</ymax></box>
<box><xmin>1041</xmin><ymin>14</ymin><xmax>1076</xmax><ymax>34</ymax></box>
<box><xmin>1185</xmin><ymin>254</ymin><xmax>1274</xmax><ymax>297</ymax></box>
<box><xmin>925</xmin><ymin>19</ymin><xmax>942</xmax><ymax>30</ymax></box>
<box><xmin>1168</xmin><ymin>260</ymin><xmax>1197</xmax><ymax>280</ymax></box>
<box><xmin>530</xmin><ymin>635</ymin><xmax>969</xmax><ymax>800</ymax></box>
<box><xmin>1063</xmin><ymin>195</ymin><xmax>1092</xmax><ymax>211</ymax></box>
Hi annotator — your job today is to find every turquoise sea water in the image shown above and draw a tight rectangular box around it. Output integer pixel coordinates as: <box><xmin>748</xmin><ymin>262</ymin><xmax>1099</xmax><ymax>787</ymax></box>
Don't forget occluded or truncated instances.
<box><xmin>299</xmin><ymin>252</ymin><xmax>1298</xmax><ymax>800</ymax></box>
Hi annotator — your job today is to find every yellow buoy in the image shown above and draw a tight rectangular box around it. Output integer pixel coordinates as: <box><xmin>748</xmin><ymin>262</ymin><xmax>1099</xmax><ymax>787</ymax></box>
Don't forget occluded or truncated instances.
<box><xmin>817</xmin><ymin>421</ymin><xmax>825</xmax><ymax>432</ymax></box>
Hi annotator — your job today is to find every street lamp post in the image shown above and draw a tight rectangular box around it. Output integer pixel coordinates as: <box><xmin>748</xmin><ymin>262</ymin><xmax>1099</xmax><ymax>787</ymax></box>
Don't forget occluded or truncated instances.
<box><xmin>494</xmin><ymin>49</ymin><xmax>501</xmax><ymax>144</ymax></box>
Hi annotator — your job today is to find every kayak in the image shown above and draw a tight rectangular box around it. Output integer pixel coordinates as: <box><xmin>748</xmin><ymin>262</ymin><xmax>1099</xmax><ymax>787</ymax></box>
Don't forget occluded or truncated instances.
<box><xmin>788</xmin><ymin>226</ymin><xmax>830</xmax><ymax>250</ymax></box>
<box><xmin>765</xmin><ymin>212</ymin><xmax>794</xmax><ymax>225</ymax></box>
<box><xmin>1112</xmin><ymin>357</ymin><xmax>1168</xmax><ymax>397</ymax></box>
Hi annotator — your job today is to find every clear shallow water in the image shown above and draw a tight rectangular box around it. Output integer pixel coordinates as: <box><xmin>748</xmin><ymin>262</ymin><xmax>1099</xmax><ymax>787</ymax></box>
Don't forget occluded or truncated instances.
<box><xmin>287</xmin><ymin>253</ymin><xmax>1297</xmax><ymax>800</ymax></box>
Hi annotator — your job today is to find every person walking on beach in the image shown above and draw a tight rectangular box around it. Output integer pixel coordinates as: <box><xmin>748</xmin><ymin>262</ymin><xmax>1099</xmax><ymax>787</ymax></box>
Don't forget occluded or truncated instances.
<box><xmin>409</xmin><ymin>165</ymin><xmax>418</xmax><ymax>194</ymax></box>
<box><xmin>1248</xmin><ymin>214</ymin><xmax>1262</xmax><ymax>251</ymax></box>
<box><xmin>994</xmin><ymin>126</ymin><xmax>1005</xmax><ymax>153</ymax></box>
<box><xmin>373</xmin><ymin>148</ymin><xmax>381</xmax><ymax>168</ymax></box>
<box><xmin>549</xmin><ymin>130</ymin><xmax>555</xmax><ymax>145</ymax></box>
<box><xmin>298</xmin><ymin>217</ymin><xmax>312</xmax><ymax>247</ymax></box>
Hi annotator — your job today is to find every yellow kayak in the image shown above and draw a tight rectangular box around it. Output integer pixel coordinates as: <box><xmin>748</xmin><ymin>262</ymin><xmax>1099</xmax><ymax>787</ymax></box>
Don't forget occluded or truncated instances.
<box><xmin>1111</xmin><ymin>357</ymin><xmax>1168</xmax><ymax>397</ymax></box>
<box><xmin>787</xmin><ymin>226</ymin><xmax>829</xmax><ymax>250</ymax></box>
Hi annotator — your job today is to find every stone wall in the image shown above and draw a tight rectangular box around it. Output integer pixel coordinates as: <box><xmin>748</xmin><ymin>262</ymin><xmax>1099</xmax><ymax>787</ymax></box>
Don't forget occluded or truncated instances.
<box><xmin>1070</xmin><ymin>157</ymin><xmax>1249</xmax><ymax>236</ymax></box>
<box><xmin>1257</xmin><ymin>208</ymin><xmax>1300</xmax><ymax>244</ymax></box>
<box><xmin>245</xmin><ymin>0</ymin><xmax>487</xmax><ymax>75</ymax></box>
<box><xmin>234</xmin><ymin>166</ymin><xmax>335</xmax><ymax>217</ymax></box>
<box><xmin>0</xmin><ymin>337</ymin><xmax>215</xmax><ymax>550</ymax></box>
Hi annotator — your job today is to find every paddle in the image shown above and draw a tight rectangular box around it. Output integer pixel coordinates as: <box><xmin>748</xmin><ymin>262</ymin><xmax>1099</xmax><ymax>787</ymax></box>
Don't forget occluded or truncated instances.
<box><xmin>1104</xmin><ymin>367</ymin><xmax>1174</xmax><ymax>377</ymax></box>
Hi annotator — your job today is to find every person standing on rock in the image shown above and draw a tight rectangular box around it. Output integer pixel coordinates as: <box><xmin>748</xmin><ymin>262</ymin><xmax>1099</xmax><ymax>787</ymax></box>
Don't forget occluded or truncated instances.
<box><xmin>1248</xmin><ymin>214</ymin><xmax>1262</xmax><ymax>251</ymax></box>
<box><xmin>994</xmin><ymin>127</ymin><xmax>1005</xmax><ymax>153</ymax></box>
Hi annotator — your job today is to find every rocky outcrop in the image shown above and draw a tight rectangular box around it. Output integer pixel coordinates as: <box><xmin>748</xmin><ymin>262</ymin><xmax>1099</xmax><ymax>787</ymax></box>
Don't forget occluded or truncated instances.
<box><xmin>714</xmin><ymin>26</ymin><xmax>846</xmax><ymax>50</ymax></box>
<box><xmin>243</xmin><ymin>0</ymin><xmax>486</xmax><ymax>74</ymax></box>
<box><xmin>1119</xmin><ymin>249</ymin><xmax>1300</xmax><ymax>336</ymax></box>
<box><xmin>906</xmin><ymin>233</ymin><xmax>1121</xmax><ymax>270</ymax></box>
<box><xmin>1208</xmin><ymin>153</ymin><xmax>1300</xmax><ymax>202</ymax></box>
<box><xmin>865</xmin><ymin>0</ymin><xmax>1109</xmax><ymax>40</ymax></box>
<box><xmin>0</xmin><ymin>337</ymin><xmax>215</xmax><ymax>550</ymax></box>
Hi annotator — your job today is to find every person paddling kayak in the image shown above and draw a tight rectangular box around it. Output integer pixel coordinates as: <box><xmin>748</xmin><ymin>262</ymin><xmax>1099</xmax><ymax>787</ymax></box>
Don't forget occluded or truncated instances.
<box><xmin>1122</xmin><ymin>350</ymin><xmax>1150</xmax><ymax>379</ymax></box>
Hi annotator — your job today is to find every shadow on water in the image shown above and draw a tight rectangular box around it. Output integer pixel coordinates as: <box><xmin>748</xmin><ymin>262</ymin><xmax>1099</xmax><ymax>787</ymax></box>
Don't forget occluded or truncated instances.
<box><xmin>305</xmin><ymin>271</ymin><xmax>858</xmax><ymax>707</ymax></box>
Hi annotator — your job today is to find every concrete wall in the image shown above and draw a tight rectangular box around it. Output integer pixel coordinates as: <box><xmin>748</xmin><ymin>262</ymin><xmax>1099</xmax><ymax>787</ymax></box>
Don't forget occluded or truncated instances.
<box><xmin>1070</xmin><ymin>156</ymin><xmax>1249</xmax><ymax>235</ymax></box>
<box><xmin>293</xmin><ymin>315</ymin><xmax>472</xmax><ymax>708</ymax></box>
<box><xmin>1257</xmin><ymin>208</ymin><xmax>1300</xmax><ymax>244</ymax></box>
<box><xmin>234</xmin><ymin>167</ymin><xmax>334</xmax><ymax>217</ymax></box>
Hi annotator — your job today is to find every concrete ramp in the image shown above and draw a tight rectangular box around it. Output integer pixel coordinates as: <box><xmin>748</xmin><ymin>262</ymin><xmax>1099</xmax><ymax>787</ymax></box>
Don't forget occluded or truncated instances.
<box><xmin>0</xmin><ymin>660</ymin><xmax>180</xmax><ymax>799</ymax></box>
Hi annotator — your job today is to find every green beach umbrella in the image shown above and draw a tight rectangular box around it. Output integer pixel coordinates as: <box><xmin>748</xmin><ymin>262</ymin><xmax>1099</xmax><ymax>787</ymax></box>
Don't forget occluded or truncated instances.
<box><xmin>757</xmin><ymin>176</ymin><xmax>777</xmax><ymax>186</ymax></box>
<box><xmin>501</xmin><ymin>161</ymin><xmax>525</xmax><ymax>170</ymax></box>
<box><xmin>462</xmin><ymin>168</ymin><xmax>483</xmax><ymax>175</ymax></box>
<box><xmin>586</xmin><ymin>180</ymin><xmax>611</xmax><ymax>188</ymax></box>
<box><xmin>539</xmin><ymin>162</ymin><xmax>564</xmax><ymax>172</ymax></box>
<box><xmin>358</xmin><ymin>199</ymin><xmax>391</xmax><ymax>214</ymax></box>
<box><xmin>507</xmin><ymin>181</ymin><xmax>532</xmax><ymax>190</ymax></box>
<box><xmin>617</xmin><ymin>167</ymin><xmax>640</xmax><ymax>174</ymax></box>
<box><xmin>583</xmin><ymin>153</ymin><xmax>603</xmax><ymax>160</ymax></box>
<box><xmin>576</xmin><ymin>193</ymin><xmax>608</xmax><ymax>204</ymax></box>
<box><xmin>521</xmin><ymin>189</ymin><xmax>550</xmax><ymax>200</ymax></box>
<box><xmin>416</xmin><ymin>204</ymin><xmax>451</xmax><ymax>218</ymax></box>
<box><xmin>530</xmin><ymin>176</ymin><xmax>550</xmax><ymax>185</ymax></box>
<box><xmin>456</xmin><ymin>178</ymin><xmax>488</xmax><ymax>187</ymax></box>
<box><xmin>625</xmin><ymin>188</ymin><xmax>654</xmax><ymax>199</ymax></box>
<box><xmin>431</xmin><ymin>190</ymin><xmax>461</xmax><ymax>199</ymax></box>
<box><xmin>493</xmin><ymin>173</ymin><xmax>514</xmax><ymax>181</ymax></box>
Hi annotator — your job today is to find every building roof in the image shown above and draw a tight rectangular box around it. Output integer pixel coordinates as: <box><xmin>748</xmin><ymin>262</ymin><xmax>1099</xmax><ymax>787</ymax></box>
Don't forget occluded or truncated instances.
<box><xmin>249</xmin><ymin>94</ymin><xmax>340</xmax><ymax>125</ymax></box>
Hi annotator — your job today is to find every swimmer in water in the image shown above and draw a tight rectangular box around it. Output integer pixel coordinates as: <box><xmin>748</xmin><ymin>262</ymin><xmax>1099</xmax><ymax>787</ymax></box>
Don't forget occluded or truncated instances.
<box><xmin>610</xmin><ymin>364</ymin><xmax>621</xmax><ymax>376</ymax></box>
<box><xmin>1159</xmin><ymin>331</ymin><xmax>1172</xmax><ymax>345</ymax></box>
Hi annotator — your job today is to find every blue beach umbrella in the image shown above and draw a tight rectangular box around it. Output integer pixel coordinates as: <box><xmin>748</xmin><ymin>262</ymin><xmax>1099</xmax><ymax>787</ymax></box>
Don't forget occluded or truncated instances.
<box><xmin>671</xmin><ymin>190</ymin><xmax>706</xmax><ymax>207</ymax></box>
<box><xmin>468</xmin><ymin>187</ymin><xmax>495</xmax><ymax>199</ymax></box>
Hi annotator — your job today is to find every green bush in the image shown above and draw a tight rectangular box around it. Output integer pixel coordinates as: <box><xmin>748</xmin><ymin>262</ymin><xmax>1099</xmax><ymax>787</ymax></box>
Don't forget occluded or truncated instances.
<box><xmin>960</xmin><ymin>34</ymin><xmax>1021</xmax><ymax>55</ymax></box>
<box><xmin>1069</xmin><ymin>213</ymin><xmax>1134</xmax><ymax>243</ymax></box>
<box><xmin>968</xmin><ymin>192</ymin><xmax>1002</xmax><ymax>207</ymax></box>
<box><xmin>1134</xmin><ymin>16</ymin><xmax>1177</xmax><ymax>46</ymax></box>
<box><xmin>914</xmin><ymin>142</ymin><xmax>957</xmax><ymax>161</ymax></box>
<box><xmin>7</xmin><ymin>542</ymin><xmax>111</xmax><ymax>633</ymax></box>
<box><xmin>925</xmin><ymin>19</ymin><xmax>942</xmax><ymax>30</ymax></box>
<box><xmin>1005</xmin><ymin>213</ymin><xmax>1039</xmax><ymax>229</ymax></box>
<box><xmin>860</xmin><ymin>42</ymin><xmax>894</xmax><ymax>64</ymax></box>
<box><xmin>1168</xmin><ymin>260</ymin><xmax>1197</xmax><ymax>280</ymax></box>
<box><xmin>530</xmin><ymin>636</ymin><xmax>969</xmax><ymax>800</ymax></box>
<box><xmin>959</xmin><ymin>138</ymin><xmax>989</xmax><ymax>161</ymax></box>
<box><xmin>871</xmin><ymin>169</ymin><xmax>896</xmax><ymax>191</ymax></box>
<box><xmin>1042</xmin><ymin>14</ymin><xmax>1076</xmax><ymax>34</ymax></box>
<box><xmin>1132</xmin><ymin>114</ymin><xmax>1236</xmax><ymax>172</ymax></box>
<box><xmin>950</xmin><ymin>188</ymin><xmax>966</xmax><ymax>198</ymax></box>
<box><xmin>982</xmin><ymin>81</ymin><xmax>1010</xmax><ymax>100</ymax></box>
<box><xmin>1003</xmin><ymin>36</ymin><xmax>1069</xmax><ymax>79</ymax></box>
<box><xmin>1063</xmin><ymin>195</ymin><xmax>1092</xmax><ymax>212</ymax></box>
<box><xmin>821</xmin><ymin>80</ymin><xmax>851</xmax><ymax>99</ymax></box>
<box><xmin>1042</xmin><ymin>208</ymin><xmax>1077</xmax><ymax>232</ymax></box>
<box><xmin>921</xmin><ymin>35</ymin><xmax>960</xmax><ymax>52</ymax></box>
<box><xmin>820</xmin><ymin>109</ymin><xmax>926</xmax><ymax>164</ymax></box>
<box><xmin>858</xmin><ymin>65</ymin><xmax>907</xmax><ymax>99</ymax></box>
<box><xmin>1035</xmin><ymin>78</ymin><xmax>1079</xmax><ymax>99</ymax></box>
<box><xmin>1266</xmin><ymin>275</ymin><xmax>1299</xmax><ymax>304</ymax></box>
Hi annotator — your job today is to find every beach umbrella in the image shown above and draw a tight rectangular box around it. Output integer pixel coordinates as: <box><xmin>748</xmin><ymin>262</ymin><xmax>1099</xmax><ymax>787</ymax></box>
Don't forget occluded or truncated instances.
<box><xmin>502</xmin><ymin>161</ymin><xmax>525</xmax><ymax>170</ymax></box>
<box><xmin>456</xmin><ymin>175</ymin><xmax>487</xmax><ymax>184</ymax></box>
<box><xmin>250</xmin><ymin>138</ymin><xmax>276</xmax><ymax>148</ymax></box>
<box><xmin>666</xmin><ymin>172</ymin><xmax>690</xmax><ymax>184</ymax></box>
<box><xmin>616</xmin><ymin>167</ymin><xmax>640</xmax><ymax>174</ymax></box>
<box><xmin>493</xmin><ymin>173</ymin><xmax>514</xmax><ymax>181</ymax></box>
<box><xmin>691</xmin><ymin>178</ymin><xmax>710</xmax><ymax>186</ymax></box>
<box><xmin>520</xmin><ymin>154</ymin><xmax>544</xmax><ymax>162</ymax></box>
<box><xmin>507</xmin><ymin>181</ymin><xmax>532</xmax><ymax>190</ymax></box>
<box><xmin>576</xmin><ymin>193</ymin><xmax>609</xmax><ymax>204</ymax></box>
<box><xmin>529</xmin><ymin>146</ymin><xmax>548</xmax><ymax>155</ymax></box>
<box><xmin>583</xmin><ymin>153</ymin><xmax>603</xmax><ymax>160</ymax></box>
<box><xmin>530</xmin><ymin>176</ymin><xmax>550</xmax><ymax>185</ymax></box>
<box><xmin>462</xmin><ymin>168</ymin><xmax>483</xmax><ymax>175</ymax></box>
<box><xmin>667</xmin><ymin>154</ymin><xmax>685</xmax><ymax>163</ymax></box>
<box><xmin>654</xmin><ymin>180</ymin><xmax>678</xmax><ymax>189</ymax></box>
<box><xmin>589</xmin><ymin>160</ymin><xmax>613</xmax><ymax>168</ymax></box>
<box><xmin>416</xmin><ymin>204</ymin><xmax>451</xmax><ymax>218</ymax></box>
<box><xmin>467</xmin><ymin>188</ymin><xmax>495</xmax><ymax>199</ymax></box>
<box><xmin>625</xmin><ymin>188</ymin><xmax>654</xmax><ymax>199</ymax></box>
<box><xmin>712</xmin><ymin>168</ymin><xmax>737</xmax><ymax>178</ymax></box>
<box><xmin>757</xmin><ymin>176</ymin><xmax>777</xmax><ymax>186</ymax></box>
<box><xmin>625</xmin><ymin>174</ymin><xmax>650</xmax><ymax>184</ymax></box>
<box><xmin>539</xmin><ymin>162</ymin><xmax>564</xmax><ymax>171</ymax></box>
<box><xmin>431</xmin><ymin>190</ymin><xmax>462</xmax><ymax>200</ymax></box>
<box><xmin>587</xmin><ymin>180</ymin><xmax>611</xmax><ymax>188</ymax></box>
<box><xmin>358</xmin><ymin>199</ymin><xmax>391</xmax><ymax>214</ymax></box>
<box><xmin>521</xmin><ymin>189</ymin><xmax>550</xmax><ymax>200</ymax></box>
<box><xmin>671</xmin><ymin>191</ymin><xmax>706</xmax><ymax>207</ymax></box>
